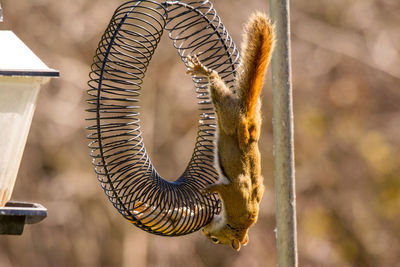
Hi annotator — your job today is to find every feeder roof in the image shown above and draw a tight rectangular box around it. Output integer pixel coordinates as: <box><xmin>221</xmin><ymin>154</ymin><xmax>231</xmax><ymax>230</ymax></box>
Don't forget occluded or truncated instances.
<box><xmin>0</xmin><ymin>31</ymin><xmax>59</xmax><ymax>77</ymax></box>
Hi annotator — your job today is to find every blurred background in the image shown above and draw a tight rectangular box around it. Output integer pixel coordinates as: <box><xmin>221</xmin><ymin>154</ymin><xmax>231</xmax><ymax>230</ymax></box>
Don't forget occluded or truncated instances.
<box><xmin>0</xmin><ymin>0</ymin><xmax>399</xmax><ymax>266</ymax></box>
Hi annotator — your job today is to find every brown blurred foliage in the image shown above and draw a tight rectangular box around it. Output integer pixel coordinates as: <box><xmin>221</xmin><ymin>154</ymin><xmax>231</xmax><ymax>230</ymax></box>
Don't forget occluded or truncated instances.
<box><xmin>1</xmin><ymin>0</ymin><xmax>399</xmax><ymax>266</ymax></box>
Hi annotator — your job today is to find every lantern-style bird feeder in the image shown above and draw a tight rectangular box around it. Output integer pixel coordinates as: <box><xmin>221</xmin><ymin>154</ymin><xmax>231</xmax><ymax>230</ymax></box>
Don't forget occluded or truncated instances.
<box><xmin>0</xmin><ymin>18</ymin><xmax>59</xmax><ymax>234</ymax></box>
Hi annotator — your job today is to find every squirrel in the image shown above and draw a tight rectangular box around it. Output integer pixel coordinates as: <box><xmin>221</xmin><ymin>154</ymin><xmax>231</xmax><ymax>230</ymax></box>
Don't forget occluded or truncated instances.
<box><xmin>186</xmin><ymin>12</ymin><xmax>275</xmax><ymax>251</ymax></box>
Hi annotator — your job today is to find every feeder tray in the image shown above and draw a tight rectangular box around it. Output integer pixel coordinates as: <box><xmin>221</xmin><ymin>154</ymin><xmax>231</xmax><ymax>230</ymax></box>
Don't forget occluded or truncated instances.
<box><xmin>0</xmin><ymin>201</ymin><xmax>47</xmax><ymax>235</ymax></box>
<box><xmin>87</xmin><ymin>0</ymin><xmax>240</xmax><ymax>236</ymax></box>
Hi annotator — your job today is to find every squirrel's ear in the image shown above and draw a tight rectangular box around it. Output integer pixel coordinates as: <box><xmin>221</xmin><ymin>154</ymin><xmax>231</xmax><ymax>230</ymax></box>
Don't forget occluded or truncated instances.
<box><xmin>231</xmin><ymin>239</ymin><xmax>241</xmax><ymax>251</ymax></box>
<box><xmin>241</xmin><ymin>234</ymin><xmax>249</xmax><ymax>246</ymax></box>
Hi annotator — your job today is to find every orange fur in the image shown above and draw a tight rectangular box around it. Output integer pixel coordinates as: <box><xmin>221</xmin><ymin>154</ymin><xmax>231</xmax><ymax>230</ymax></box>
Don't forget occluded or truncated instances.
<box><xmin>186</xmin><ymin>12</ymin><xmax>275</xmax><ymax>251</ymax></box>
<box><xmin>237</xmin><ymin>12</ymin><xmax>275</xmax><ymax>119</ymax></box>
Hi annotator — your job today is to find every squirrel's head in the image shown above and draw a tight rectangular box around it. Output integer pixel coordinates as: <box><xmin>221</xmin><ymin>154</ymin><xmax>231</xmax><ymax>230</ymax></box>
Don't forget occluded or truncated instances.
<box><xmin>202</xmin><ymin>223</ymin><xmax>249</xmax><ymax>251</ymax></box>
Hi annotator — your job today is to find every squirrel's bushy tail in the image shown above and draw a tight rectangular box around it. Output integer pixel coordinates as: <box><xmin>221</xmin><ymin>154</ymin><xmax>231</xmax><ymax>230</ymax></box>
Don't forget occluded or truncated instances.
<box><xmin>237</xmin><ymin>12</ymin><xmax>275</xmax><ymax>118</ymax></box>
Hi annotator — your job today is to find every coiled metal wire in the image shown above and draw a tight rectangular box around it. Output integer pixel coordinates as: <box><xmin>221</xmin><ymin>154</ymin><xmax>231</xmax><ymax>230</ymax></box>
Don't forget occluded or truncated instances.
<box><xmin>87</xmin><ymin>0</ymin><xmax>240</xmax><ymax>236</ymax></box>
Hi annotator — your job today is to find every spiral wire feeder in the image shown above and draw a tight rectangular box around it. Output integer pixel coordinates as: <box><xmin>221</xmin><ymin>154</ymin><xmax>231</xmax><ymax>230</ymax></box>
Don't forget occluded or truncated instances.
<box><xmin>87</xmin><ymin>0</ymin><xmax>240</xmax><ymax>236</ymax></box>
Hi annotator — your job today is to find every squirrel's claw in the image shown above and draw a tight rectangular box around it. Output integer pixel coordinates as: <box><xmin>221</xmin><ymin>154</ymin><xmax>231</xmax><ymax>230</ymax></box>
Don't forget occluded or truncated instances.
<box><xmin>186</xmin><ymin>55</ymin><xmax>212</xmax><ymax>76</ymax></box>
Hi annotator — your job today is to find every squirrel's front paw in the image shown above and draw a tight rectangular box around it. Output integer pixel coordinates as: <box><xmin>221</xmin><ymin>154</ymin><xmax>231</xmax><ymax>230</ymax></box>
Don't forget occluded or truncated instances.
<box><xmin>186</xmin><ymin>55</ymin><xmax>212</xmax><ymax>76</ymax></box>
<box><xmin>201</xmin><ymin>182</ymin><xmax>225</xmax><ymax>195</ymax></box>
<box><xmin>200</xmin><ymin>185</ymin><xmax>212</xmax><ymax>196</ymax></box>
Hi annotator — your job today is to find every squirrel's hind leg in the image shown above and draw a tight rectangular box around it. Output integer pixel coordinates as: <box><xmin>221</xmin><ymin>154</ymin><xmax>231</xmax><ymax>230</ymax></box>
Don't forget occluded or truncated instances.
<box><xmin>186</xmin><ymin>55</ymin><xmax>213</xmax><ymax>77</ymax></box>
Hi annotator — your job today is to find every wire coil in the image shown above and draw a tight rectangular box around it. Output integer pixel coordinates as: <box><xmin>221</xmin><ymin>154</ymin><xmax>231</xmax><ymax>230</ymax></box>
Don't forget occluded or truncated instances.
<box><xmin>87</xmin><ymin>0</ymin><xmax>240</xmax><ymax>236</ymax></box>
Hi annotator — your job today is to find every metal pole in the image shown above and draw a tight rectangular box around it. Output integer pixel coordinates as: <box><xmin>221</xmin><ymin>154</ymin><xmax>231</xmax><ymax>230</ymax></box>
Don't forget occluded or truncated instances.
<box><xmin>269</xmin><ymin>0</ymin><xmax>298</xmax><ymax>266</ymax></box>
<box><xmin>0</xmin><ymin>4</ymin><xmax>3</xmax><ymax>22</ymax></box>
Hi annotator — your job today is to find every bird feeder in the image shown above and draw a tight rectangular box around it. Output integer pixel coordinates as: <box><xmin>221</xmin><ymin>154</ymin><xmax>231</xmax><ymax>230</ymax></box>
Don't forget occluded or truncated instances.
<box><xmin>0</xmin><ymin>29</ymin><xmax>59</xmax><ymax>234</ymax></box>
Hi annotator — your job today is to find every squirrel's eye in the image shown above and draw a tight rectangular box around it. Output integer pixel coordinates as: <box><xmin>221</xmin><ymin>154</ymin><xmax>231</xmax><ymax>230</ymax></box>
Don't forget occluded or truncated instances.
<box><xmin>210</xmin><ymin>236</ymin><xmax>220</xmax><ymax>244</ymax></box>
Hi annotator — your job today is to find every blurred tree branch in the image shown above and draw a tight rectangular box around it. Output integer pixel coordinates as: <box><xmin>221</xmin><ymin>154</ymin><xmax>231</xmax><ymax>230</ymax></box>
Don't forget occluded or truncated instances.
<box><xmin>292</xmin><ymin>10</ymin><xmax>400</xmax><ymax>81</ymax></box>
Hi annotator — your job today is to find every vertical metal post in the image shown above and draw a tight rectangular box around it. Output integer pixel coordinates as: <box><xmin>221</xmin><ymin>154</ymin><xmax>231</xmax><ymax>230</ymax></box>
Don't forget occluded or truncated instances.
<box><xmin>269</xmin><ymin>0</ymin><xmax>298</xmax><ymax>266</ymax></box>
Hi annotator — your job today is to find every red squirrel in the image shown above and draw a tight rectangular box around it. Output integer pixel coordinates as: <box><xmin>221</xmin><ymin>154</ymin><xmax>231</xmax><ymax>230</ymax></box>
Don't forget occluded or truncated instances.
<box><xmin>186</xmin><ymin>12</ymin><xmax>275</xmax><ymax>251</ymax></box>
